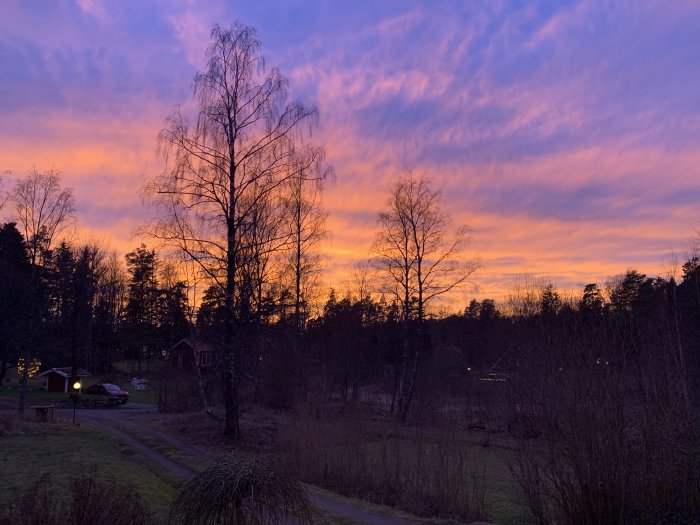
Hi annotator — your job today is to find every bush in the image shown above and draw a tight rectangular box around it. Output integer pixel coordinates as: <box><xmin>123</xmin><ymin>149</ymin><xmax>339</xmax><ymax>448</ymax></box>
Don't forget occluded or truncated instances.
<box><xmin>508</xmin><ymin>333</ymin><xmax>700</xmax><ymax>524</ymax></box>
<box><xmin>168</xmin><ymin>454</ymin><xmax>311</xmax><ymax>525</ymax></box>
<box><xmin>153</xmin><ymin>370</ymin><xmax>204</xmax><ymax>413</ymax></box>
<box><xmin>0</xmin><ymin>472</ymin><xmax>154</xmax><ymax>525</ymax></box>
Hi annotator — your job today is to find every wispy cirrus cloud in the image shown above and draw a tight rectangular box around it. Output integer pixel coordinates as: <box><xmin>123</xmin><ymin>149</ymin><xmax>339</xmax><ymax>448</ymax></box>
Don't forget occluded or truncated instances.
<box><xmin>0</xmin><ymin>0</ymin><xmax>698</xmax><ymax>305</ymax></box>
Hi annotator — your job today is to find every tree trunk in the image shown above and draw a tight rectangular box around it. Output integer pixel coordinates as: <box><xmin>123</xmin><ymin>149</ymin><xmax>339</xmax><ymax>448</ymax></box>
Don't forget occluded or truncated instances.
<box><xmin>389</xmin><ymin>363</ymin><xmax>399</xmax><ymax>415</ymax></box>
<box><xmin>400</xmin><ymin>329</ymin><xmax>427</xmax><ymax>423</ymax></box>
<box><xmin>223</xmin><ymin>216</ymin><xmax>240</xmax><ymax>439</ymax></box>
<box><xmin>17</xmin><ymin>353</ymin><xmax>29</xmax><ymax>419</ymax></box>
<box><xmin>0</xmin><ymin>360</ymin><xmax>9</xmax><ymax>387</ymax></box>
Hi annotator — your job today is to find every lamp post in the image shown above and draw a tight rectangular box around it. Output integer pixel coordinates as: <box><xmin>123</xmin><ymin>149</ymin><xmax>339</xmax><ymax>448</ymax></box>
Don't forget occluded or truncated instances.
<box><xmin>72</xmin><ymin>381</ymin><xmax>81</xmax><ymax>424</ymax></box>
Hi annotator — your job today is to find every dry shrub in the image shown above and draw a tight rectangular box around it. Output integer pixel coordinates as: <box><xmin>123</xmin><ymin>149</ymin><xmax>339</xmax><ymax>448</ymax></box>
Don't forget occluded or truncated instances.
<box><xmin>0</xmin><ymin>475</ymin><xmax>61</xmax><ymax>525</ymax></box>
<box><xmin>168</xmin><ymin>454</ymin><xmax>311</xmax><ymax>525</ymax></box>
<box><xmin>0</xmin><ymin>472</ymin><xmax>154</xmax><ymax>525</ymax></box>
<box><xmin>509</xmin><ymin>336</ymin><xmax>700</xmax><ymax>525</ymax></box>
<box><xmin>278</xmin><ymin>401</ymin><xmax>488</xmax><ymax>523</ymax></box>
<box><xmin>69</xmin><ymin>472</ymin><xmax>154</xmax><ymax>524</ymax></box>
<box><xmin>154</xmin><ymin>370</ymin><xmax>203</xmax><ymax>413</ymax></box>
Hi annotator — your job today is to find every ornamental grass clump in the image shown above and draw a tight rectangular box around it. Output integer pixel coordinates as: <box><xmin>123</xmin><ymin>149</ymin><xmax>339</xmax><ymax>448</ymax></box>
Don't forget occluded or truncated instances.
<box><xmin>168</xmin><ymin>454</ymin><xmax>311</xmax><ymax>525</ymax></box>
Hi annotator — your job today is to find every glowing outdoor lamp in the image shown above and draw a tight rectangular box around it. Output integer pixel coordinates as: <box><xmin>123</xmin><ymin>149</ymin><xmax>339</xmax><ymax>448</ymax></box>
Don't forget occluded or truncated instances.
<box><xmin>72</xmin><ymin>381</ymin><xmax>81</xmax><ymax>424</ymax></box>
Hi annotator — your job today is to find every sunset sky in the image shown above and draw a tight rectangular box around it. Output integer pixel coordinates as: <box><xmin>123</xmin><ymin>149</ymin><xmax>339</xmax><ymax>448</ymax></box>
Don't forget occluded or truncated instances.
<box><xmin>1</xmin><ymin>1</ymin><xmax>698</xmax><ymax>309</ymax></box>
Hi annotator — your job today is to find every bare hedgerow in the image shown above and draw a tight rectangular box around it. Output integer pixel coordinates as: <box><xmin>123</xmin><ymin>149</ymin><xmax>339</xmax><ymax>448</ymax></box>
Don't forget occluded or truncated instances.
<box><xmin>168</xmin><ymin>454</ymin><xmax>312</xmax><ymax>525</ymax></box>
<box><xmin>278</xmin><ymin>403</ymin><xmax>489</xmax><ymax>524</ymax></box>
<box><xmin>506</xmin><ymin>284</ymin><xmax>700</xmax><ymax>525</ymax></box>
<box><xmin>0</xmin><ymin>472</ymin><xmax>153</xmax><ymax>525</ymax></box>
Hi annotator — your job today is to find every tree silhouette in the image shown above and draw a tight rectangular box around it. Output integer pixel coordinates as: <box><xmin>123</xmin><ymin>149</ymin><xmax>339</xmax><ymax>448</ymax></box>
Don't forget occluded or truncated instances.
<box><xmin>11</xmin><ymin>168</ymin><xmax>75</xmax><ymax>266</ymax></box>
<box><xmin>145</xmin><ymin>23</ymin><xmax>328</xmax><ymax>438</ymax></box>
<box><xmin>125</xmin><ymin>244</ymin><xmax>161</xmax><ymax>369</ymax></box>
<box><xmin>373</xmin><ymin>172</ymin><xmax>477</xmax><ymax>421</ymax></box>
<box><xmin>0</xmin><ymin>223</ymin><xmax>30</xmax><ymax>385</ymax></box>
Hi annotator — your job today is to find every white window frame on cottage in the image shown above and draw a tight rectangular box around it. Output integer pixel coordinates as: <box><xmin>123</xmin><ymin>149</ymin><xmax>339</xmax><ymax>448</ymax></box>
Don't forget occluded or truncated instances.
<box><xmin>199</xmin><ymin>352</ymin><xmax>212</xmax><ymax>367</ymax></box>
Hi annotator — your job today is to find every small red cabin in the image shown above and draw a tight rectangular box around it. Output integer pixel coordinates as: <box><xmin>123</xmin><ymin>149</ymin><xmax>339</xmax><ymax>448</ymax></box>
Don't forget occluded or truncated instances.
<box><xmin>169</xmin><ymin>339</ymin><xmax>217</xmax><ymax>370</ymax></box>
<box><xmin>36</xmin><ymin>367</ymin><xmax>92</xmax><ymax>393</ymax></box>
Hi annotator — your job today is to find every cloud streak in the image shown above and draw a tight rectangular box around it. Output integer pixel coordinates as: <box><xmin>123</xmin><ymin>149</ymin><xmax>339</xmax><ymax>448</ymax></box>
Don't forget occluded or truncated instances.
<box><xmin>0</xmin><ymin>0</ymin><xmax>698</xmax><ymax>306</ymax></box>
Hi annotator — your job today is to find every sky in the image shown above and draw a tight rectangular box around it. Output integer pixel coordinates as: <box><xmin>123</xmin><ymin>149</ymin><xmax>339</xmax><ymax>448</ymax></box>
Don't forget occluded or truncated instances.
<box><xmin>1</xmin><ymin>0</ymin><xmax>699</xmax><ymax>309</ymax></box>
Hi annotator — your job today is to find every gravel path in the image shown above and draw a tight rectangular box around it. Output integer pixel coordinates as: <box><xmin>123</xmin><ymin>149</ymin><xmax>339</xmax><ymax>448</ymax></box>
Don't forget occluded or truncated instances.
<box><xmin>77</xmin><ymin>404</ymin><xmax>434</xmax><ymax>525</ymax></box>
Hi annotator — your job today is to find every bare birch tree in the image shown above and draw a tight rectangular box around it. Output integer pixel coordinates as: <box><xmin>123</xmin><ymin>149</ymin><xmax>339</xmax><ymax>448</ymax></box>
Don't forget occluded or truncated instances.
<box><xmin>144</xmin><ymin>23</ymin><xmax>327</xmax><ymax>439</ymax></box>
<box><xmin>373</xmin><ymin>172</ymin><xmax>477</xmax><ymax>421</ymax></box>
<box><xmin>11</xmin><ymin>168</ymin><xmax>75</xmax><ymax>266</ymax></box>
<box><xmin>281</xmin><ymin>161</ymin><xmax>328</xmax><ymax>333</ymax></box>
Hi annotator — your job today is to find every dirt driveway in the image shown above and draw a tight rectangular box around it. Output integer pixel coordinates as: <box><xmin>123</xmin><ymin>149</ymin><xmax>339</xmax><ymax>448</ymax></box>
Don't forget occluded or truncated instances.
<box><xmin>76</xmin><ymin>403</ymin><xmax>448</xmax><ymax>525</ymax></box>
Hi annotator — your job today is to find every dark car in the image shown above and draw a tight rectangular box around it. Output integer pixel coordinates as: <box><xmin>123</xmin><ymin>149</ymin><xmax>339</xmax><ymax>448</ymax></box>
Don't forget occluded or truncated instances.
<box><xmin>83</xmin><ymin>383</ymin><xmax>129</xmax><ymax>404</ymax></box>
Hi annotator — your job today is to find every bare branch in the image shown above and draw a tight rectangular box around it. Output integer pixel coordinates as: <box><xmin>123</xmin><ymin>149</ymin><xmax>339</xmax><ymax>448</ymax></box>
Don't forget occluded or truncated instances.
<box><xmin>11</xmin><ymin>168</ymin><xmax>76</xmax><ymax>266</ymax></box>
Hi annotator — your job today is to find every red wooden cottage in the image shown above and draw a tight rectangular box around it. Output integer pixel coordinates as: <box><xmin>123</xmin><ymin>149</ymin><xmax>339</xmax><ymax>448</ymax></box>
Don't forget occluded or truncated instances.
<box><xmin>36</xmin><ymin>367</ymin><xmax>92</xmax><ymax>393</ymax></box>
<box><xmin>169</xmin><ymin>339</ymin><xmax>217</xmax><ymax>370</ymax></box>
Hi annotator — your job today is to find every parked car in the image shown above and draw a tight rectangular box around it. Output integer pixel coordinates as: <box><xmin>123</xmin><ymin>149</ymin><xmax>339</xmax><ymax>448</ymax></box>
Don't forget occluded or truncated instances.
<box><xmin>83</xmin><ymin>383</ymin><xmax>129</xmax><ymax>404</ymax></box>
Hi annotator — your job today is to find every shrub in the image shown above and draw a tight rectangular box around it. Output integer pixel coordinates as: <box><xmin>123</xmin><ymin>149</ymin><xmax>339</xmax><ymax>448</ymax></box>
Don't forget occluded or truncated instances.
<box><xmin>168</xmin><ymin>454</ymin><xmax>311</xmax><ymax>525</ymax></box>
<box><xmin>69</xmin><ymin>472</ymin><xmax>154</xmax><ymax>525</ymax></box>
<box><xmin>508</xmin><ymin>330</ymin><xmax>700</xmax><ymax>524</ymax></box>
<box><xmin>153</xmin><ymin>370</ymin><xmax>203</xmax><ymax>413</ymax></box>
<box><xmin>0</xmin><ymin>472</ymin><xmax>154</xmax><ymax>525</ymax></box>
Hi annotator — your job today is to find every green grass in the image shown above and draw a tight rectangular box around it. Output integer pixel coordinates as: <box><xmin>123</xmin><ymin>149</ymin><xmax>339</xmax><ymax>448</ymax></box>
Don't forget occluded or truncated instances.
<box><xmin>475</xmin><ymin>444</ymin><xmax>531</xmax><ymax>525</ymax></box>
<box><xmin>0</xmin><ymin>382</ymin><xmax>70</xmax><ymax>405</ymax></box>
<box><xmin>0</xmin><ymin>420</ymin><xmax>179</xmax><ymax>521</ymax></box>
<box><xmin>117</xmin><ymin>426</ymin><xmax>212</xmax><ymax>474</ymax></box>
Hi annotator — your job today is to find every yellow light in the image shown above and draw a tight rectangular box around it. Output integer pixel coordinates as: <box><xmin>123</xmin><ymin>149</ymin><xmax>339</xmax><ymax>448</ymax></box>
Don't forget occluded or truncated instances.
<box><xmin>17</xmin><ymin>357</ymin><xmax>41</xmax><ymax>379</ymax></box>
<box><xmin>73</xmin><ymin>381</ymin><xmax>81</xmax><ymax>390</ymax></box>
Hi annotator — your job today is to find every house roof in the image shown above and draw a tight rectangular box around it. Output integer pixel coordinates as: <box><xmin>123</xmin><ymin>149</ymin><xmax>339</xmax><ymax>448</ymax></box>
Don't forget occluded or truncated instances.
<box><xmin>36</xmin><ymin>367</ymin><xmax>92</xmax><ymax>378</ymax></box>
<box><xmin>170</xmin><ymin>338</ymin><xmax>215</xmax><ymax>354</ymax></box>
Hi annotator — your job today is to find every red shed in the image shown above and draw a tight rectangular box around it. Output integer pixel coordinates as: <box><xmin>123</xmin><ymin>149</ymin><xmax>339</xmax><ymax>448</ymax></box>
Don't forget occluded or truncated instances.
<box><xmin>169</xmin><ymin>339</ymin><xmax>217</xmax><ymax>370</ymax></box>
<box><xmin>36</xmin><ymin>367</ymin><xmax>92</xmax><ymax>393</ymax></box>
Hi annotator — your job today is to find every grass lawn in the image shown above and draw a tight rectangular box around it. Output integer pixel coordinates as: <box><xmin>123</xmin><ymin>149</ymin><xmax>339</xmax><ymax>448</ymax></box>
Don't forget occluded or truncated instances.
<box><xmin>0</xmin><ymin>418</ymin><xmax>179</xmax><ymax>521</ymax></box>
<box><xmin>476</xmin><ymin>445</ymin><xmax>531</xmax><ymax>525</ymax></box>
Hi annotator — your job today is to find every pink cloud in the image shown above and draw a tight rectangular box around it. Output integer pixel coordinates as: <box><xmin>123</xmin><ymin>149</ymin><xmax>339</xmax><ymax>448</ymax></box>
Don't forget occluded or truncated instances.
<box><xmin>2</xmin><ymin>1</ymin><xmax>698</xmax><ymax>312</ymax></box>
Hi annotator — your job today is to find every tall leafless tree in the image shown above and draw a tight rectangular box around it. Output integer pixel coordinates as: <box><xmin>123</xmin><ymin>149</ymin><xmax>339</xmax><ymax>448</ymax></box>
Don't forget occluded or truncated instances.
<box><xmin>373</xmin><ymin>172</ymin><xmax>477</xmax><ymax>421</ymax></box>
<box><xmin>11</xmin><ymin>168</ymin><xmax>75</xmax><ymax>266</ymax></box>
<box><xmin>144</xmin><ymin>23</ymin><xmax>328</xmax><ymax>438</ymax></box>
